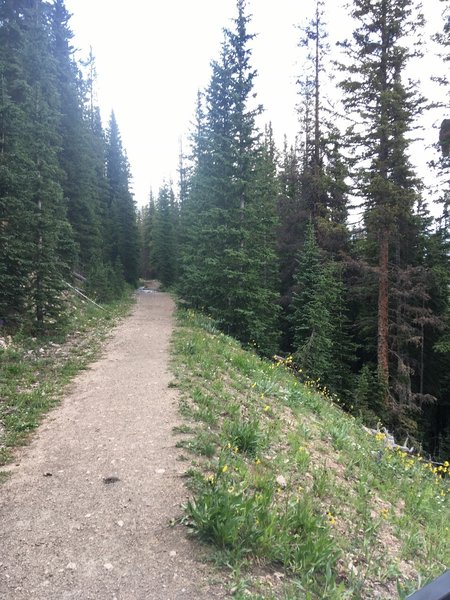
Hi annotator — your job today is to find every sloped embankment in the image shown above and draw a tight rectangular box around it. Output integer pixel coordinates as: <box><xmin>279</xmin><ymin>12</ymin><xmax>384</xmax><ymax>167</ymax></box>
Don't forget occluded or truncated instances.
<box><xmin>171</xmin><ymin>308</ymin><xmax>449</xmax><ymax>600</ymax></box>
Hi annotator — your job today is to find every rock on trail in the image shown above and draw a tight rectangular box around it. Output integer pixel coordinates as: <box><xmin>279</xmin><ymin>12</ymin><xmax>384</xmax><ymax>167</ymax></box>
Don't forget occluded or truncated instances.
<box><xmin>0</xmin><ymin>289</ymin><xmax>226</xmax><ymax>599</ymax></box>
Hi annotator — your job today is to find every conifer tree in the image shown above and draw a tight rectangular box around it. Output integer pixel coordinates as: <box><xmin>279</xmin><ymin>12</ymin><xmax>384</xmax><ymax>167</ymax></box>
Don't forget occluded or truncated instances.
<box><xmin>81</xmin><ymin>54</ymin><xmax>111</xmax><ymax>279</ymax></box>
<box><xmin>290</xmin><ymin>221</ymin><xmax>352</xmax><ymax>390</ymax></box>
<box><xmin>153</xmin><ymin>183</ymin><xmax>178</xmax><ymax>287</ymax></box>
<box><xmin>277</xmin><ymin>140</ymin><xmax>308</xmax><ymax>319</ymax></box>
<box><xmin>0</xmin><ymin>0</ymin><xmax>35</xmax><ymax>326</ymax></box>
<box><xmin>291</xmin><ymin>221</ymin><xmax>332</xmax><ymax>380</ymax></box>
<box><xmin>278</xmin><ymin>1</ymin><xmax>351</xmax><ymax>359</ymax></box>
<box><xmin>105</xmin><ymin>112</ymin><xmax>138</xmax><ymax>285</ymax></box>
<box><xmin>50</xmin><ymin>0</ymin><xmax>102</xmax><ymax>271</ymax></box>
<box><xmin>23</xmin><ymin>0</ymin><xmax>76</xmax><ymax>329</ymax></box>
<box><xmin>177</xmin><ymin>93</ymin><xmax>210</xmax><ymax>309</ymax></box>
<box><xmin>178</xmin><ymin>0</ymin><xmax>279</xmax><ymax>353</ymax></box>
<box><xmin>0</xmin><ymin>1</ymin><xmax>138</xmax><ymax>326</ymax></box>
<box><xmin>339</xmin><ymin>0</ymin><xmax>428</xmax><ymax>416</ymax></box>
<box><xmin>138</xmin><ymin>192</ymin><xmax>156</xmax><ymax>280</ymax></box>
<box><xmin>297</xmin><ymin>0</ymin><xmax>350</xmax><ymax>257</ymax></box>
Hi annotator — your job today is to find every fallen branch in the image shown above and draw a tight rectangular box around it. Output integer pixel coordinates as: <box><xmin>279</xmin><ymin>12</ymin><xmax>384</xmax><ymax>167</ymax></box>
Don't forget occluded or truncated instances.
<box><xmin>363</xmin><ymin>426</ymin><xmax>414</xmax><ymax>453</ymax></box>
<box><xmin>364</xmin><ymin>426</ymin><xmax>448</xmax><ymax>467</ymax></box>
<box><xmin>63</xmin><ymin>281</ymin><xmax>105</xmax><ymax>311</ymax></box>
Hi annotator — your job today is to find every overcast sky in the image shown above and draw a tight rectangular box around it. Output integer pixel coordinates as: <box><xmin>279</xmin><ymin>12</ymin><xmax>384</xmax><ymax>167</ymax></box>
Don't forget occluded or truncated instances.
<box><xmin>64</xmin><ymin>0</ymin><xmax>447</xmax><ymax>209</ymax></box>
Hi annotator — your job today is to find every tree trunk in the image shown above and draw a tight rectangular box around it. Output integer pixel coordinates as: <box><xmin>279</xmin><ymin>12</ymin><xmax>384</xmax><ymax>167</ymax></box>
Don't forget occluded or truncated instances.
<box><xmin>378</xmin><ymin>227</ymin><xmax>389</xmax><ymax>387</ymax></box>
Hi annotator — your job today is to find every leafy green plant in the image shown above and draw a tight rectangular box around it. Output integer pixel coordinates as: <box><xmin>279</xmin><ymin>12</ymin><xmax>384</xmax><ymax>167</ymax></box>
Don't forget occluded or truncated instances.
<box><xmin>224</xmin><ymin>418</ymin><xmax>265</xmax><ymax>457</ymax></box>
<box><xmin>176</xmin><ymin>431</ymin><xmax>217</xmax><ymax>457</ymax></box>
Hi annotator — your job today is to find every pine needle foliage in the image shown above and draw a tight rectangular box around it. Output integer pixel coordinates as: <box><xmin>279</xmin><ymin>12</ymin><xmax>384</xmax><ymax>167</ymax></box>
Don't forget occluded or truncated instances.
<box><xmin>178</xmin><ymin>0</ymin><xmax>280</xmax><ymax>355</ymax></box>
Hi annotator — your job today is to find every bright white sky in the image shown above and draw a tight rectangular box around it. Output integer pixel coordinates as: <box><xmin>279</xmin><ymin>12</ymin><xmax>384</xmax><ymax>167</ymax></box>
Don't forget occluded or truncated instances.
<box><xmin>65</xmin><ymin>0</ymin><xmax>447</xmax><ymax>209</ymax></box>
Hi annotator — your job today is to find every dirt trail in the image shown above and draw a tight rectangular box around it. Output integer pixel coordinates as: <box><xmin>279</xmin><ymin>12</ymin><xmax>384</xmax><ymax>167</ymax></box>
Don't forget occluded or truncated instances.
<box><xmin>0</xmin><ymin>290</ymin><xmax>226</xmax><ymax>599</ymax></box>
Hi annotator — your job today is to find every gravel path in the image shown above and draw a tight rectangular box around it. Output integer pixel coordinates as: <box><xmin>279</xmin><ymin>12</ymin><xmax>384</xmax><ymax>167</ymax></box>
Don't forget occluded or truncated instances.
<box><xmin>0</xmin><ymin>289</ymin><xmax>226</xmax><ymax>599</ymax></box>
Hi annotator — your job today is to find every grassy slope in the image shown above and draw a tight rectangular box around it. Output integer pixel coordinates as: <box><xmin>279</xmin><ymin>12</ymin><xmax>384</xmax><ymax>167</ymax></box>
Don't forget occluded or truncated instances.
<box><xmin>171</xmin><ymin>308</ymin><xmax>449</xmax><ymax>600</ymax></box>
<box><xmin>0</xmin><ymin>293</ymin><xmax>134</xmax><ymax>469</ymax></box>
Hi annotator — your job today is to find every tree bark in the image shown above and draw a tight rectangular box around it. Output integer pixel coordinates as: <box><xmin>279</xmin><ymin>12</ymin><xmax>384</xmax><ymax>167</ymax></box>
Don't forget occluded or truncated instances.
<box><xmin>378</xmin><ymin>227</ymin><xmax>389</xmax><ymax>387</ymax></box>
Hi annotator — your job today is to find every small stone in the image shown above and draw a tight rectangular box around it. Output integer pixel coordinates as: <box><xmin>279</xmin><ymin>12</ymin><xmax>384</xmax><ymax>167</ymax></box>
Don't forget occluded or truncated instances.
<box><xmin>169</xmin><ymin>550</ymin><xmax>177</xmax><ymax>557</ymax></box>
<box><xmin>66</xmin><ymin>562</ymin><xmax>77</xmax><ymax>571</ymax></box>
<box><xmin>155</xmin><ymin>468</ymin><xmax>165</xmax><ymax>474</ymax></box>
<box><xmin>103</xmin><ymin>476</ymin><xmax>120</xmax><ymax>484</ymax></box>
<box><xmin>104</xmin><ymin>563</ymin><xmax>113</xmax><ymax>571</ymax></box>
<box><xmin>276</xmin><ymin>475</ymin><xmax>287</xmax><ymax>488</ymax></box>
<box><xmin>117</xmin><ymin>520</ymin><xmax>124</xmax><ymax>527</ymax></box>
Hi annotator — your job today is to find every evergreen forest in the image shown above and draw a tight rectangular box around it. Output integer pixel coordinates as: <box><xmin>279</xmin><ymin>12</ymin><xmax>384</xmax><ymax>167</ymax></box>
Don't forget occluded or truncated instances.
<box><xmin>0</xmin><ymin>0</ymin><xmax>138</xmax><ymax>334</ymax></box>
<box><xmin>1</xmin><ymin>0</ymin><xmax>449</xmax><ymax>462</ymax></box>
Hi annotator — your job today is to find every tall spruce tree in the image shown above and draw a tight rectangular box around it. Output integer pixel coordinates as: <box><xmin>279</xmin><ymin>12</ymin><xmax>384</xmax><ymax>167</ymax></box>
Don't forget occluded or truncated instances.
<box><xmin>153</xmin><ymin>182</ymin><xmax>178</xmax><ymax>287</ymax></box>
<box><xmin>278</xmin><ymin>0</ymin><xmax>349</xmax><ymax>360</ymax></box>
<box><xmin>339</xmin><ymin>0</ymin><xmax>430</xmax><ymax>423</ymax></box>
<box><xmin>297</xmin><ymin>0</ymin><xmax>350</xmax><ymax>257</ymax></box>
<box><xmin>178</xmin><ymin>0</ymin><xmax>279</xmax><ymax>353</ymax></box>
<box><xmin>290</xmin><ymin>220</ymin><xmax>354</xmax><ymax>394</ymax></box>
<box><xmin>291</xmin><ymin>221</ymin><xmax>333</xmax><ymax>381</ymax></box>
<box><xmin>105</xmin><ymin>112</ymin><xmax>138</xmax><ymax>285</ymax></box>
<box><xmin>50</xmin><ymin>0</ymin><xmax>103</xmax><ymax>272</ymax></box>
<box><xmin>138</xmin><ymin>192</ymin><xmax>156</xmax><ymax>280</ymax></box>
<box><xmin>0</xmin><ymin>0</ymin><xmax>35</xmax><ymax>327</ymax></box>
<box><xmin>81</xmin><ymin>51</ymin><xmax>111</xmax><ymax>278</ymax></box>
<box><xmin>24</xmin><ymin>0</ymin><xmax>77</xmax><ymax>329</ymax></box>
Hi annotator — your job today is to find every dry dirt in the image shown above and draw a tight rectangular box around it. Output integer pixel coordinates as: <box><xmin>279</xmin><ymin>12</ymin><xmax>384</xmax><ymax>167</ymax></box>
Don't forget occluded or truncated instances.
<box><xmin>0</xmin><ymin>289</ymin><xmax>227</xmax><ymax>599</ymax></box>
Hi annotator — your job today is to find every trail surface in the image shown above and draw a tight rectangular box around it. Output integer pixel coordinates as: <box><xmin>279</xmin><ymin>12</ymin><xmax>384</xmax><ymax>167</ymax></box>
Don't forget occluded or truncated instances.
<box><xmin>0</xmin><ymin>289</ymin><xmax>226</xmax><ymax>599</ymax></box>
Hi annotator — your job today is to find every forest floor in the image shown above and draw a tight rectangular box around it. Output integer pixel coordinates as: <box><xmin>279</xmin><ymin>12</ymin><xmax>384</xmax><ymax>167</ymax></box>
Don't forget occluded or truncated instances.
<box><xmin>0</xmin><ymin>285</ymin><xmax>227</xmax><ymax>600</ymax></box>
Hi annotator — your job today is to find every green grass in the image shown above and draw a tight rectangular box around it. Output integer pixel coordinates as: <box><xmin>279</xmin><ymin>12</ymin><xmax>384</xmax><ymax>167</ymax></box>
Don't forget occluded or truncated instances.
<box><xmin>171</xmin><ymin>307</ymin><xmax>450</xmax><ymax>599</ymax></box>
<box><xmin>0</xmin><ymin>293</ymin><xmax>134</xmax><ymax>468</ymax></box>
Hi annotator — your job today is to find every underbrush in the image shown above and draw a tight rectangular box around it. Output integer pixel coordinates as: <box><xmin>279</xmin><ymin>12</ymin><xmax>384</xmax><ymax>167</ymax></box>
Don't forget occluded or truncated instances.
<box><xmin>0</xmin><ymin>292</ymin><xmax>134</xmax><ymax>467</ymax></box>
<box><xmin>171</xmin><ymin>308</ymin><xmax>449</xmax><ymax>599</ymax></box>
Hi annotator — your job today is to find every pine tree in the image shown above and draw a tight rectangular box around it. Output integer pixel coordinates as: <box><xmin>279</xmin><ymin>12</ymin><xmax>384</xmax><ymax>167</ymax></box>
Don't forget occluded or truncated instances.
<box><xmin>339</xmin><ymin>0</ymin><xmax>427</xmax><ymax>413</ymax></box>
<box><xmin>297</xmin><ymin>0</ymin><xmax>350</xmax><ymax>257</ymax></box>
<box><xmin>50</xmin><ymin>0</ymin><xmax>103</xmax><ymax>272</ymax></box>
<box><xmin>80</xmin><ymin>54</ymin><xmax>111</xmax><ymax>280</ymax></box>
<box><xmin>153</xmin><ymin>182</ymin><xmax>178</xmax><ymax>287</ymax></box>
<box><xmin>105</xmin><ymin>112</ymin><xmax>138</xmax><ymax>286</ymax></box>
<box><xmin>277</xmin><ymin>0</ymin><xmax>352</xmax><ymax>360</ymax></box>
<box><xmin>297</xmin><ymin>0</ymin><xmax>328</xmax><ymax>225</ymax></box>
<box><xmin>0</xmin><ymin>0</ymin><xmax>35</xmax><ymax>327</ymax></box>
<box><xmin>178</xmin><ymin>0</ymin><xmax>279</xmax><ymax>353</ymax></box>
<box><xmin>23</xmin><ymin>0</ymin><xmax>77</xmax><ymax>330</ymax></box>
<box><xmin>277</xmin><ymin>140</ymin><xmax>308</xmax><ymax>320</ymax></box>
<box><xmin>290</xmin><ymin>221</ymin><xmax>352</xmax><ymax>386</ymax></box>
<box><xmin>291</xmin><ymin>221</ymin><xmax>333</xmax><ymax>382</ymax></box>
<box><xmin>138</xmin><ymin>192</ymin><xmax>157</xmax><ymax>280</ymax></box>
<box><xmin>0</xmin><ymin>1</ymin><xmax>137</xmax><ymax>326</ymax></box>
